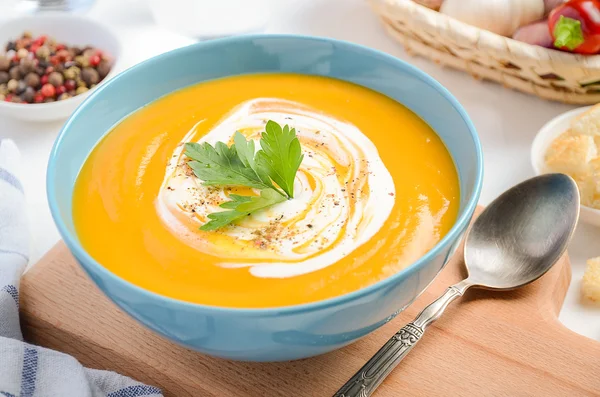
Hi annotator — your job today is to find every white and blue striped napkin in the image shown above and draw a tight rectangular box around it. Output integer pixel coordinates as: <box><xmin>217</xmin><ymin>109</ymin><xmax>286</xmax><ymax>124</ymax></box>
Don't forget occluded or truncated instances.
<box><xmin>0</xmin><ymin>139</ymin><xmax>164</xmax><ymax>397</ymax></box>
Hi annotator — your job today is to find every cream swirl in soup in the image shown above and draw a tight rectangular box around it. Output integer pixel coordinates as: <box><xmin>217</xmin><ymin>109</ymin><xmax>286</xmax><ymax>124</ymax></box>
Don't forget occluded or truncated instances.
<box><xmin>156</xmin><ymin>98</ymin><xmax>395</xmax><ymax>278</ymax></box>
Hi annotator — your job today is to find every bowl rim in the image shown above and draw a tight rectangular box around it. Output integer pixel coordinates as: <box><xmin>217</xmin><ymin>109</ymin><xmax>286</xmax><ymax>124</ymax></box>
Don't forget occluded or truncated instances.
<box><xmin>47</xmin><ymin>34</ymin><xmax>484</xmax><ymax>315</ymax></box>
<box><xmin>531</xmin><ymin>105</ymin><xmax>600</xmax><ymax>217</ymax></box>
<box><xmin>0</xmin><ymin>13</ymin><xmax>122</xmax><ymax>110</ymax></box>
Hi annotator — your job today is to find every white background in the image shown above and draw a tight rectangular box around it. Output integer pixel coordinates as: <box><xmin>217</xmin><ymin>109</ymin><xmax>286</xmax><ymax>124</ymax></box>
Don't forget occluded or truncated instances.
<box><xmin>3</xmin><ymin>0</ymin><xmax>599</xmax><ymax>341</ymax></box>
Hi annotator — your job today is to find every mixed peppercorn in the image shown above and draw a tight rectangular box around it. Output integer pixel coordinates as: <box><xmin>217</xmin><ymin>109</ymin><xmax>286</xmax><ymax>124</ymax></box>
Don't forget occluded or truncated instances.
<box><xmin>0</xmin><ymin>32</ymin><xmax>112</xmax><ymax>104</ymax></box>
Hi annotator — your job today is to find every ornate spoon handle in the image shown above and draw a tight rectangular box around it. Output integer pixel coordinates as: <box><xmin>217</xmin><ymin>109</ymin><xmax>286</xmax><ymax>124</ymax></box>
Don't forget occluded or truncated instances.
<box><xmin>333</xmin><ymin>281</ymin><xmax>470</xmax><ymax>397</ymax></box>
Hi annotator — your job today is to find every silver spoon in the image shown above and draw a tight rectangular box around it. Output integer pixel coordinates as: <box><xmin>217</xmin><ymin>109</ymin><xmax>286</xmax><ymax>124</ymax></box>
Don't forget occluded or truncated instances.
<box><xmin>334</xmin><ymin>173</ymin><xmax>580</xmax><ymax>397</ymax></box>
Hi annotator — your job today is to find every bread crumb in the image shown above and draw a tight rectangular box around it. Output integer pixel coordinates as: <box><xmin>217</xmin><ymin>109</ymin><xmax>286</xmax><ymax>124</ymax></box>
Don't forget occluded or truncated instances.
<box><xmin>544</xmin><ymin>105</ymin><xmax>600</xmax><ymax>210</ymax></box>
<box><xmin>588</xmin><ymin>158</ymin><xmax>600</xmax><ymax>208</ymax></box>
<box><xmin>545</xmin><ymin>133</ymin><xmax>597</xmax><ymax>177</ymax></box>
<box><xmin>582</xmin><ymin>257</ymin><xmax>600</xmax><ymax>303</ymax></box>
<box><xmin>571</xmin><ymin>105</ymin><xmax>600</xmax><ymax>137</ymax></box>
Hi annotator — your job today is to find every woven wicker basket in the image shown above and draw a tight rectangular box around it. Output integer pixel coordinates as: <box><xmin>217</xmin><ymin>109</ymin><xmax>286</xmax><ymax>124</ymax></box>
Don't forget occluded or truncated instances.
<box><xmin>370</xmin><ymin>0</ymin><xmax>600</xmax><ymax>104</ymax></box>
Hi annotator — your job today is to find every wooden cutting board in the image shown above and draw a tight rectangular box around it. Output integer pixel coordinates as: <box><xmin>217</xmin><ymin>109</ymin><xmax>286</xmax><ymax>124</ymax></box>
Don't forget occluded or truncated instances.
<box><xmin>19</xmin><ymin>209</ymin><xmax>600</xmax><ymax>397</ymax></box>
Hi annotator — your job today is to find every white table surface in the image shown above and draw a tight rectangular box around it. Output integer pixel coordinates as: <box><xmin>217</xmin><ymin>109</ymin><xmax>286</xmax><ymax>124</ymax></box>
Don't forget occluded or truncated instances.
<box><xmin>3</xmin><ymin>0</ymin><xmax>599</xmax><ymax>341</ymax></box>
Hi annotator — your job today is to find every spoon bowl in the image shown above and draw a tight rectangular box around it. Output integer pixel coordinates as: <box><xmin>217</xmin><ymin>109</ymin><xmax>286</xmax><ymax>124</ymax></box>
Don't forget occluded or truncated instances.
<box><xmin>464</xmin><ymin>173</ymin><xmax>580</xmax><ymax>290</ymax></box>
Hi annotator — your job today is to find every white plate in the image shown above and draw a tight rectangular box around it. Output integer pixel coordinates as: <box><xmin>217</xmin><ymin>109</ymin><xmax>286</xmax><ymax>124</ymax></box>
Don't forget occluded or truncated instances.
<box><xmin>0</xmin><ymin>14</ymin><xmax>121</xmax><ymax>122</ymax></box>
<box><xmin>531</xmin><ymin>105</ymin><xmax>600</xmax><ymax>227</ymax></box>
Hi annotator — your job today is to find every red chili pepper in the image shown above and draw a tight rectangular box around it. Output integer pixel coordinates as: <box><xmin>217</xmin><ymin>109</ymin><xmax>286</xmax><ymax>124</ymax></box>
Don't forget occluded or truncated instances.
<box><xmin>549</xmin><ymin>0</ymin><xmax>600</xmax><ymax>54</ymax></box>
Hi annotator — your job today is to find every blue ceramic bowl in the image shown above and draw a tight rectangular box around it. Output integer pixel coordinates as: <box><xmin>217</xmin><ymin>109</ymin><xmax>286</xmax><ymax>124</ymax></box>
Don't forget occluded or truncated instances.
<box><xmin>47</xmin><ymin>35</ymin><xmax>483</xmax><ymax>362</ymax></box>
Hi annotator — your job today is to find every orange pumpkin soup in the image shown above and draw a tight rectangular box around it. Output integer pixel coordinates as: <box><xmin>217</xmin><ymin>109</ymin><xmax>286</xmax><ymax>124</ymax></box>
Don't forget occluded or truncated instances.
<box><xmin>73</xmin><ymin>74</ymin><xmax>459</xmax><ymax>308</ymax></box>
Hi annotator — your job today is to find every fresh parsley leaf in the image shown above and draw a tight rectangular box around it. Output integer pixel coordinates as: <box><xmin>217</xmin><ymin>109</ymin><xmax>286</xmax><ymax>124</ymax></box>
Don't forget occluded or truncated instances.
<box><xmin>233</xmin><ymin>131</ymin><xmax>283</xmax><ymax>195</ymax></box>
<box><xmin>199</xmin><ymin>209</ymin><xmax>247</xmax><ymax>231</ymax></box>
<box><xmin>183</xmin><ymin>120</ymin><xmax>304</xmax><ymax>231</ymax></box>
<box><xmin>184</xmin><ymin>141</ymin><xmax>277</xmax><ymax>192</ymax></box>
<box><xmin>200</xmin><ymin>189</ymin><xmax>286</xmax><ymax>231</ymax></box>
<box><xmin>233</xmin><ymin>131</ymin><xmax>255</xmax><ymax>170</ymax></box>
<box><xmin>234</xmin><ymin>188</ymin><xmax>286</xmax><ymax>213</ymax></box>
<box><xmin>257</xmin><ymin>121</ymin><xmax>304</xmax><ymax>198</ymax></box>
<box><xmin>219</xmin><ymin>194</ymin><xmax>253</xmax><ymax>209</ymax></box>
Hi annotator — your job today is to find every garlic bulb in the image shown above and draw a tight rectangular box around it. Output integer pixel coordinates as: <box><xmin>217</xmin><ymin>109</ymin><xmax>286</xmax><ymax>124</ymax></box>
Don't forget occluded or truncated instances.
<box><xmin>440</xmin><ymin>0</ymin><xmax>545</xmax><ymax>37</ymax></box>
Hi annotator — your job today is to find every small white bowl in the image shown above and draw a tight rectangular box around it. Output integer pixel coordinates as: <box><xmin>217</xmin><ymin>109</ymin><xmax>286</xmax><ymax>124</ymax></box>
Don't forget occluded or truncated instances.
<box><xmin>0</xmin><ymin>14</ymin><xmax>121</xmax><ymax>122</ymax></box>
<box><xmin>531</xmin><ymin>105</ymin><xmax>600</xmax><ymax>227</ymax></box>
